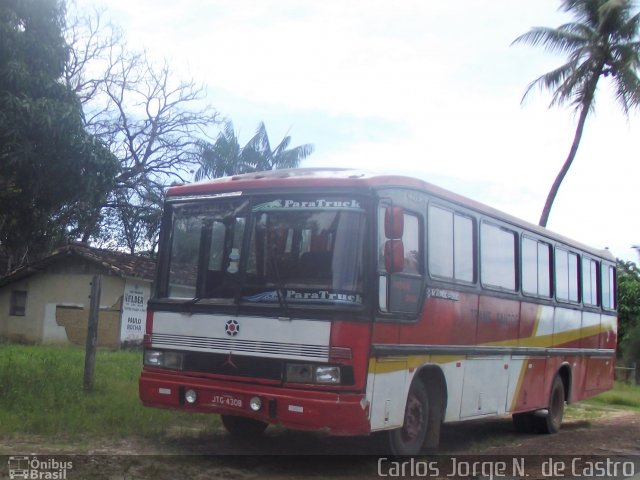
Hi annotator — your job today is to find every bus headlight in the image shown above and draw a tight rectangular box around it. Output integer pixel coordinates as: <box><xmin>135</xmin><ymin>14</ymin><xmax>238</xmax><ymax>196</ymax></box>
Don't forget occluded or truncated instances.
<box><xmin>185</xmin><ymin>389</ymin><xmax>197</xmax><ymax>404</ymax></box>
<box><xmin>144</xmin><ymin>350</ymin><xmax>163</xmax><ymax>367</ymax></box>
<box><xmin>285</xmin><ymin>364</ymin><xmax>342</xmax><ymax>385</ymax></box>
<box><xmin>249</xmin><ymin>396</ymin><xmax>263</xmax><ymax>411</ymax></box>
<box><xmin>144</xmin><ymin>350</ymin><xmax>184</xmax><ymax>370</ymax></box>
<box><xmin>314</xmin><ymin>366</ymin><xmax>341</xmax><ymax>384</ymax></box>
<box><xmin>285</xmin><ymin>364</ymin><xmax>313</xmax><ymax>383</ymax></box>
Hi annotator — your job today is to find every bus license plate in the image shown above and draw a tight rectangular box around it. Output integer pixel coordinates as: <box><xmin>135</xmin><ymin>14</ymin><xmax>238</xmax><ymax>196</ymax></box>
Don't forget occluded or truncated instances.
<box><xmin>211</xmin><ymin>393</ymin><xmax>244</xmax><ymax>409</ymax></box>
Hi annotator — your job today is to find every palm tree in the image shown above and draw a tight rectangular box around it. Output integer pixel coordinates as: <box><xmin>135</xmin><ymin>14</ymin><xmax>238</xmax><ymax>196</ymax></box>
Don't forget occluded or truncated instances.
<box><xmin>243</xmin><ymin>122</ymin><xmax>315</xmax><ymax>172</ymax></box>
<box><xmin>194</xmin><ymin>121</ymin><xmax>243</xmax><ymax>181</ymax></box>
<box><xmin>513</xmin><ymin>0</ymin><xmax>640</xmax><ymax>227</ymax></box>
<box><xmin>195</xmin><ymin>120</ymin><xmax>314</xmax><ymax>181</ymax></box>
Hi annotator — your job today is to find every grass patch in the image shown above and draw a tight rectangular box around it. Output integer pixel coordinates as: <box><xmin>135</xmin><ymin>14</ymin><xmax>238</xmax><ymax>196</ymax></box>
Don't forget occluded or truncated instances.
<box><xmin>584</xmin><ymin>382</ymin><xmax>640</xmax><ymax>410</ymax></box>
<box><xmin>1</xmin><ymin>343</ymin><xmax>638</xmax><ymax>443</ymax></box>
<box><xmin>0</xmin><ymin>343</ymin><xmax>218</xmax><ymax>439</ymax></box>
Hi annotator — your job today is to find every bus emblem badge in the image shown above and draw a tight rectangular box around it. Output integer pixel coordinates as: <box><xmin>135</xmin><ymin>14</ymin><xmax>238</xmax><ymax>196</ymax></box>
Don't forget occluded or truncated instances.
<box><xmin>225</xmin><ymin>319</ymin><xmax>240</xmax><ymax>337</ymax></box>
<box><xmin>222</xmin><ymin>351</ymin><xmax>238</xmax><ymax>369</ymax></box>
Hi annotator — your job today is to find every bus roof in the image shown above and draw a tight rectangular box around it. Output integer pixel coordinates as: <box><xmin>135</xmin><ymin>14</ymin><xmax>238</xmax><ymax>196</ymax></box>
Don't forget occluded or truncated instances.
<box><xmin>168</xmin><ymin>168</ymin><xmax>615</xmax><ymax>261</ymax></box>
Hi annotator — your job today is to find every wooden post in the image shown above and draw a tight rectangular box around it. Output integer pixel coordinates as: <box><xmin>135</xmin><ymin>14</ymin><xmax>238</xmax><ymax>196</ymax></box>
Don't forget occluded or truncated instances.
<box><xmin>84</xmin><ymin>274</ymin><xmax>102</xmax><ymax>392</ymax></box>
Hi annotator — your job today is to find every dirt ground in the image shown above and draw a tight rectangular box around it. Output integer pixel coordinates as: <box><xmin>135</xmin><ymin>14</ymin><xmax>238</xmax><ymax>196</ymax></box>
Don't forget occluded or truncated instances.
<box><xmin>1</xmin><ymin>408</ymin><xmax>639</xmax><ymax>479</ymax></box>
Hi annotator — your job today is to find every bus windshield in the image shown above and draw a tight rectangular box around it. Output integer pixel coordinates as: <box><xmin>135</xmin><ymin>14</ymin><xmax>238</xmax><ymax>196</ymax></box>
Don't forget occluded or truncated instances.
<box><xmin>163</xmin><ymin>196</ymin><xmax>366</xmax><ymax>309</ymax></box>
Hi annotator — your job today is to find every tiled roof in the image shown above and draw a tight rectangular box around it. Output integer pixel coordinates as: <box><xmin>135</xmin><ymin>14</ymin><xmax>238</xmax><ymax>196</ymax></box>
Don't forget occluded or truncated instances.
<box><xmin>0</xmin><ymin>243</ymin><xmax>156</xmax><ymax>287</ymax></box>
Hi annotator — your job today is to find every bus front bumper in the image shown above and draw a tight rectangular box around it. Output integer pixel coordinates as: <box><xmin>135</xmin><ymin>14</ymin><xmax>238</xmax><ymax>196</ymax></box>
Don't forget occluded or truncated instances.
<box><xmin>139</xmin><ymin>370</ymin><xmax>371</xmax><ymax>436</ymax></box>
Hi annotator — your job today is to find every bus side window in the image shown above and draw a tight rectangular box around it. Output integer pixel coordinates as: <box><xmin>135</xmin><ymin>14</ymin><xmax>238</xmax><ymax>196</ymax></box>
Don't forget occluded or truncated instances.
<box><xmin>582</xmin><ymin>257</ymin><xmax>599</xmax><ymax>306</ymax></box>
<box><xmin>428</xmin><ymin>205</ymin><xmax>474</xmax><ymax>283</ymax></box>
<box><xmin>602</xmin><ymin>263</ymin><xmax>616</xmax><ymax>310</ymax></box>
<box><xmin>555</xmin><ymin>248</ymin><xmax>579</xmax><ymax>303</ymax></box>
<box><xmin>522</xmin><ymin>236</ymin><xmax>551</xmax><ymax>298</ymax></box>
<box><xmin>401</xmin><ymin>214</ymin><xmax>421</xmax><ymax>275</ymax></box>
<box><xmin>480</xmin><ymin>222</ymin><xmax>517</xmax><ymax>291</ymax></box>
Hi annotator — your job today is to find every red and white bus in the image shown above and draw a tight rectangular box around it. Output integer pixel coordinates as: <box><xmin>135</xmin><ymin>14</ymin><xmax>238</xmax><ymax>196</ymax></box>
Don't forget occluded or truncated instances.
<box><xmin>139</xmin><ymin>168</ymin><xmax>617</xmax><ymax>455</ymax></box>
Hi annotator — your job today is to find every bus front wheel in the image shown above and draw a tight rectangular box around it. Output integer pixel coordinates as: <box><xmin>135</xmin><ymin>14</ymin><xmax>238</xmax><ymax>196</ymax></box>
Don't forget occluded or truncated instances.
<box><xmin>221</xmin><ymin>414</ymin><xmax>268</xmax><ymax>438</ymax></box>
<box><xmin>388</xmin><ymin>380</ymin><xmax>430</xmax><ymax>456</ymax></box>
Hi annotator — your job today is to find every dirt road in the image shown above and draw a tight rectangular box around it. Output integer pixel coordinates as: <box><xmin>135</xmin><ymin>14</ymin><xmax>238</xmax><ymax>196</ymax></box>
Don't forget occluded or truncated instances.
<box><xmin>2</xmin><ymin>409</ymin><xmax>639</xmax><ymax>479</ymax></box>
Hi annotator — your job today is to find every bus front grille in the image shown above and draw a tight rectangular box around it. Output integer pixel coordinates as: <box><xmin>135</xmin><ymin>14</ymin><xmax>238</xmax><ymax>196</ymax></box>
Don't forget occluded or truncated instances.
<box><xmin>150</xmin><ymin>332</ymin><xmax>330</xmax><ymax>361</ymax></box>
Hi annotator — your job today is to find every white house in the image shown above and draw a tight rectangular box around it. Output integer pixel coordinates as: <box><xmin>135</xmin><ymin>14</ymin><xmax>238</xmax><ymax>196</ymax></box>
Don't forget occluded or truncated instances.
<box><xmin>0</xmin><ymin>243</ymin><xmax>155</xmax><ymax>348</ymax></box>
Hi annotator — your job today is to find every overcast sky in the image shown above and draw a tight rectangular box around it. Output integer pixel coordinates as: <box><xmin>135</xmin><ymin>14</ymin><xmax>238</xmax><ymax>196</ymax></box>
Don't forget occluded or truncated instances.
<box><xmin>76</xmin><ymin>0</ymin><xmax>640</xmax><ymax>262</ymax></box>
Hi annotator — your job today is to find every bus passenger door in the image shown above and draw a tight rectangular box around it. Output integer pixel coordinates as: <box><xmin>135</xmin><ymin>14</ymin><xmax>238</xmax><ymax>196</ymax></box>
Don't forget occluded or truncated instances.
<box><xmin>368</xmin><ymin>204</ymin><xmax>424</xmax><ymax>431</ymax></box>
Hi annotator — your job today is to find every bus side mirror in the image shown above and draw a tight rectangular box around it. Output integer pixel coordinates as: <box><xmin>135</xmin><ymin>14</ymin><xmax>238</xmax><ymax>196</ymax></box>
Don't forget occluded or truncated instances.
<box><xmin>385</xmin><ymin>207</ymin><xmax>404</xmax><ymax>239</ymax></box>
<box><xmin>384</xmin><ymin>239</ymin><xmax>404</xmax><ymax>273</ymax></box>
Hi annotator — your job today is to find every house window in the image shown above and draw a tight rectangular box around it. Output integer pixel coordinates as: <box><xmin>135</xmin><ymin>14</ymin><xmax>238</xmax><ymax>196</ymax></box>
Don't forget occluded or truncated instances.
<box><xmin>10</xmin><ymin>291</ymin><xmax>27</xmax><ymax>316</ymax></box>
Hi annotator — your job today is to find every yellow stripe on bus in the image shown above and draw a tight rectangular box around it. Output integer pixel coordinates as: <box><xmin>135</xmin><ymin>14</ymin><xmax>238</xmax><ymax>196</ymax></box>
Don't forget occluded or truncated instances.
<box><xmin>369</xmin><ymin>325</ymin><xmax>610</xmax><ymax>375</ymax></box>
<box><xmin>485</xmin><ymin>323</ymin><xmax>603</xmax><ymax>349</ymax></box>
<box><xmin>368</xmin><ymin>355</ymin><xmax>465</xmax><ymax>375</ymax></box>
<box><xmin>509</xmin><ymin>361</ymin><xmax>529</xmax><ymax>412</ymax></box>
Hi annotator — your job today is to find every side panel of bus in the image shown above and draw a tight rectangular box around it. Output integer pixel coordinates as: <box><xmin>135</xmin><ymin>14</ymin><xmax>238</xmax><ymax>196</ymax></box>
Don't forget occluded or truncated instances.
<box><xmin>366</xmin><ymin>187</ymin><xmax>616</xmax><ymax>431</ymax></box>
<box><xmin>368</xmin><ymin>305</ymin><xmax>616</xmax><ymax>430</ymax></box>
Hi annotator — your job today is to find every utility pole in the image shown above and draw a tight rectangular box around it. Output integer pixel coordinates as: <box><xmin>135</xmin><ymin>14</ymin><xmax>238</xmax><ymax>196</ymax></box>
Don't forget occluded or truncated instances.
<box><xmin>84</xmin><ymin>274</ymin><xmax>102</xmax><ymax>392</ymax></box>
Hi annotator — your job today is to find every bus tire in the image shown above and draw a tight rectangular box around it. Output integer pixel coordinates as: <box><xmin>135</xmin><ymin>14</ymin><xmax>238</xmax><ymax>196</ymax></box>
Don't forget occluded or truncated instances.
<box><xmin>221</xmin><ymin>414</ymin><xmax>268</xmax><ymax>438</ymax></box>
<box><xmin>387</xmin><ymin>380</ymin><xmax>430</xmax><ymax>456</ymax></box>
<box><xmin>534</xmin><ymin>375</ymin><xmax>565</xmax><ymax>434</ymax></box>
<box><xmin>512</xmin><ymin>412</ymin><xmax>535</xmax><ymax>433</ymax></box>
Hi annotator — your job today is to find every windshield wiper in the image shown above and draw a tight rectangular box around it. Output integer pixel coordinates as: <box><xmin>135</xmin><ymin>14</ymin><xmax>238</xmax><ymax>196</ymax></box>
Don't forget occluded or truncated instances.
<box><xmin>269</xmin><ymin>248</ymin><xmax>291</xmax><ymax>318</ymax></box>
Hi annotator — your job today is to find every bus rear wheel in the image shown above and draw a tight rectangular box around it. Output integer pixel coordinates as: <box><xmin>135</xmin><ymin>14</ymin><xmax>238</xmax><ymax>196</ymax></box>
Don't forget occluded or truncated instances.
<box><xmin>534</xmin><ymin>375</ymin><xmax>565</xmax><ymax>434</ymax></box>
<box><xmin>221</xmin><ymin>414</ymin><xmax>268</xmax><ymax>438</ymax></box>
<box><xmin>387</xmin><ymin>380</ymin><xmax>430</xmax><ymax>456</ymax></box>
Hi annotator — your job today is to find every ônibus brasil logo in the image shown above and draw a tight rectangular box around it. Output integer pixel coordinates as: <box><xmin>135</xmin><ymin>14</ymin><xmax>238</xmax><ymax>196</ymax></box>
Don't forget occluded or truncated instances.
<box><xmin>225</xmin><ymin>319</ymin><xmax>240</xmax><ymax>337</ymax></box>
<box><xmin>8</xmin><ymin>456</ymin><xmax>73</xmax><ymax>479</ymax></box>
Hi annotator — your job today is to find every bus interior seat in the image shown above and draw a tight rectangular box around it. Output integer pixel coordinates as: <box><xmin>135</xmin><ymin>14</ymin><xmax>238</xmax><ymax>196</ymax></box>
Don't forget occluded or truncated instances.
<box><xmin>299</xmin><ymin>251</ymin><xmax>332</xmax><ymax>279</ymax></box>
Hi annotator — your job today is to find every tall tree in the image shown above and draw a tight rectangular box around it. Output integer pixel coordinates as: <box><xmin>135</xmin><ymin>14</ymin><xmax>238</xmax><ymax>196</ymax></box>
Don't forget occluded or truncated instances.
<box><xmin>513</xmin><ymin>0</ymin><xmax>640</xmax><ymax>227</ymax></box>
<box><xmin>93</xmin><ymin>184</ymin><xmax>164</xmax><ymax>255</ymax></box>
<box><xmin>195</xmin><ymin>120</ymin><xmax>314</xmax><ymax>181</ymax></box>
<box><xmin>617</xmin><ymin>260</ymin><xmax>640</xmax><ymax>367</ymax></box>
<box><xmin>0</xmin><ymin>0</ymin><xmax>118</xmax><ymax>272</ymax></box>
<box><xmin>619</xmin><ymin>260</ymin><xmax>640</xmax><ymax>326</ymax></box>
<box><xmin>63</xmin><ymin>6</ymin><xmax>219</xmax><ymax>252</ymax></box>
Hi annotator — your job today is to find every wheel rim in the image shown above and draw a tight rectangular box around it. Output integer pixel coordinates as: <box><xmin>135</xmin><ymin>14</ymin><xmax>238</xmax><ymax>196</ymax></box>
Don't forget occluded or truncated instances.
<box><xmin>402</xmin><ymin>393</ymin><xmax>425</xmax><ymax>442</ymax></box>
